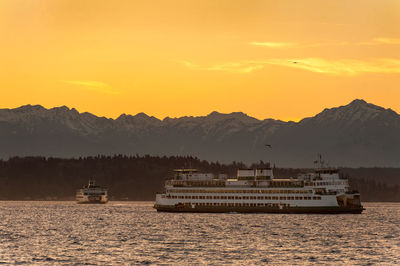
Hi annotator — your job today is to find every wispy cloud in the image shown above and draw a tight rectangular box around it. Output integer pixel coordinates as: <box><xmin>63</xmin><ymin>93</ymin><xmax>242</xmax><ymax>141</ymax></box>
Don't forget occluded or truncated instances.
<box><xmin>61</xmin><ymin>80</ymin><xmax>120</xmax><ymax>95</ymax></box>
<box><xmin>357</xmin><ymin>38</ymin><xmax>400</xmax><ymax>46</ymax></box>
<box><xmin>262</xmin><ymin>58</ymin><xmax>400</xmax><ymax>75</ymax></box>
<box><xmin>180</xmin><ymin>58</ymin><xmax>400</xmax><ymax>75</ymax></box>
<box><xmin>179</xmin><ymin>60</ymin><xmax>264</xmax><ymax>73</ymax></box>
<box><xmin>250</xmin><ymin>38</ymin><xmax>400</xmax><ymax>48</ymax></box>
<box><xmin>250</xmin><ymin>42</ymin><xmax>298</xmax><ymax>48</ymax></box>
<box><xmin>250</xmin><ymin>41</ymin><xmax>348</xmax><ymax>49</ymax></box>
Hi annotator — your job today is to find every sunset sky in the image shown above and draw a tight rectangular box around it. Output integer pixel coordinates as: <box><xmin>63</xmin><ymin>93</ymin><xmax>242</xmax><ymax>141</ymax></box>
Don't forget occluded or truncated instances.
<box><xmin>1</xmin><ymin>0</ymin><xmax>400</xmax><ymax>121</ymax></box>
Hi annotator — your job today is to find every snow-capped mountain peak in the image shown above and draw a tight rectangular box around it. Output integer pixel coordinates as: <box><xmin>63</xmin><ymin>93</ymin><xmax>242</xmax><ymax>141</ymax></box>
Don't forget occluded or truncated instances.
<box><xmin>301</xmin><ymin>99</ymin><xmax>399</xmax><ymax>125</ymax></box>
<box><xmin>1</xmin><ymin>99</ymin><xmax>400</xmax><ymax>166</ymax></box>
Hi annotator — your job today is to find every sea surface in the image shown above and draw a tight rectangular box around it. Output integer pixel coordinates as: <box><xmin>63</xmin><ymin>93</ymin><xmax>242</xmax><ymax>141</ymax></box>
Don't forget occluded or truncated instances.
<box><xmin>0</xmin><ymin>202</ymin><xmax>399</xmax><ymax>265</ymax></box>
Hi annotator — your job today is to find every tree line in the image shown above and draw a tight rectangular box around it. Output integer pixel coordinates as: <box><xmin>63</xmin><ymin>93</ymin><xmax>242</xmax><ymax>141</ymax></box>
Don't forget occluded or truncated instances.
<box><xmin>0</xmin><ymin>155</ymin><xmax>398</xmax><ymax>201</ymax></box>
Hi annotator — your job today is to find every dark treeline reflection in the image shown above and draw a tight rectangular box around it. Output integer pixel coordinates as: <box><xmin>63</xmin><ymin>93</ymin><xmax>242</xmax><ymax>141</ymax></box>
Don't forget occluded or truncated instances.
<box><xmin>0</xmin><ymin>155</ymin><xmax>399</xmax><ymax>201</ymax></box>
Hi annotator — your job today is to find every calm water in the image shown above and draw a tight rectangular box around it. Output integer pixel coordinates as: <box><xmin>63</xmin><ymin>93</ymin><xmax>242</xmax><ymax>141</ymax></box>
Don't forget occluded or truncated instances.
<box><xmin>0</xmin><ymin>202</ymin><xmax>399</xmax><ymax>265</ymax></box>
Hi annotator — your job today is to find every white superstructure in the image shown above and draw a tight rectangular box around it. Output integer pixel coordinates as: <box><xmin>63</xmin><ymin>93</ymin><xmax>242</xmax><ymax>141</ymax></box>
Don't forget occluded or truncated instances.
<box><xmin>76</xmin><ymin>179</ymin><xmax>108</xmax><ymax>204</ymax></box>
<box><xmin>154</xmin><ymin>167</ymin><xmax>364</xmax><ymax>213</ymax></box>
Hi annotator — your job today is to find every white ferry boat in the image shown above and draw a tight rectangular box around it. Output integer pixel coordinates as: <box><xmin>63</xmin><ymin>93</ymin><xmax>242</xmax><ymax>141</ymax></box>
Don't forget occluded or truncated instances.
<box><xmin>76</xmin><ymin>179</ymin><xmax>108</xmax><ymax>204</ymax></box>
<box><xmin>154</xmin><ymin>166</ymin><xmax>364</xmax><ymax>214</ymax></box>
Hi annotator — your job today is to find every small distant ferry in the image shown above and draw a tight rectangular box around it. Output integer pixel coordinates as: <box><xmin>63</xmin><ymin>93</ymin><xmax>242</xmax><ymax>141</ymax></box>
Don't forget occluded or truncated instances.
<box><xmin>76</xmin><ymin>179</ymin><xmax>108</xmax><ymax>204</ymax></box>
<box><xmin>154</xmin><ymin>162</ymin><xmax>364</xmax><ymax>214</ymax></box>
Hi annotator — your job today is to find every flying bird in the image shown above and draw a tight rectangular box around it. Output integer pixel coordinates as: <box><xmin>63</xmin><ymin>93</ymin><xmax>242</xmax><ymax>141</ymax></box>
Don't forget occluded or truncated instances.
<box><xmin>265</xmin><ymin>144</ymin><xmax>272</xmax><ymax>148</ymax></box>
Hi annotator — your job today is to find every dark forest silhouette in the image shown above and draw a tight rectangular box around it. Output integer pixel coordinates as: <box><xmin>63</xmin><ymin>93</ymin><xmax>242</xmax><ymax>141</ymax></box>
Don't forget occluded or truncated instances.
<box><xmin>0</xmin><ymin>155</ymin><xmax>398</xmax><ymax>201</ymax></box>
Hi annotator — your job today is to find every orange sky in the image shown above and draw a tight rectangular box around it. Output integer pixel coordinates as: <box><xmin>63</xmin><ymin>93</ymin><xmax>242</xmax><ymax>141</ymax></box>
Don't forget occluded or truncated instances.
<box><xmin>1</xmin><ymin>0</ymin><xmax>400</xmax><ymax>121</ymax></box>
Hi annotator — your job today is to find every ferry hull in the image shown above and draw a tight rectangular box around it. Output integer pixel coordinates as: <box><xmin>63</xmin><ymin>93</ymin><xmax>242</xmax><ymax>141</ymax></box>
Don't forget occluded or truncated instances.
<box><xmin>76</xmin><ymin>195</ymin><xmax>108</xmax><ymax>204</ymax></box>
<box><xmin>154</xmin><ymin>204</ymin><xmax>364</xmax><ymax>214</ymax></box>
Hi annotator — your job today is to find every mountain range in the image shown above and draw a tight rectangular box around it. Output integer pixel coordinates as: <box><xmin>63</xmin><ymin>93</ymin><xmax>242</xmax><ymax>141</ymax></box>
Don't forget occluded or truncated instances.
<box><xmin>1</xmin><ymin>99</ymin><xmax>399</xmax><ymax>167</ymax></box>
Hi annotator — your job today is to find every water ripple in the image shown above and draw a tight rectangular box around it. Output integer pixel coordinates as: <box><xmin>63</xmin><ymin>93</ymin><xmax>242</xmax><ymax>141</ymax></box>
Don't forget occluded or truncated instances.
<box><xmin>0</xmin><ymin>202</ymin><xmax>399</xmax><ymax>264</ymax></box>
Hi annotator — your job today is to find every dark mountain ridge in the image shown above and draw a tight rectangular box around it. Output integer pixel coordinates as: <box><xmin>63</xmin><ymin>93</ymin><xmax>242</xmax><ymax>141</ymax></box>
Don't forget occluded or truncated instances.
<box><xmin>0</xmin><ymin>99</ymin><xmax>399</xmax><ymax>167</ymax></box>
